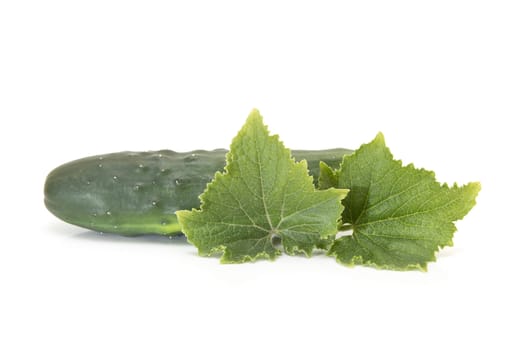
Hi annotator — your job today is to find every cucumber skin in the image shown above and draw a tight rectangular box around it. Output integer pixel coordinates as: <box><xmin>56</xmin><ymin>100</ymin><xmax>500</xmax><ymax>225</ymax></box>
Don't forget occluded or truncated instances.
<box><xmin>44</xmin><ymin>148</ymin><xmax>351</xmax><ymax>236</ymax></box>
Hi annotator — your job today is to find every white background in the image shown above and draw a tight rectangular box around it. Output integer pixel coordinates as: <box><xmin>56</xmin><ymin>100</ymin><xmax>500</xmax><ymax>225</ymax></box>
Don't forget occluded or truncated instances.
<box><xmin>1</xmin><ymin>1</ymin><xmax>524</xmax><ymax>349</ymax></box>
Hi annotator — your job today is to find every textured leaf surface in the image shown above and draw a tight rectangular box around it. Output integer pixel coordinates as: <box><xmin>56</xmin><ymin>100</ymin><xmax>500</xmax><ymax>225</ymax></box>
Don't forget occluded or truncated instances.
<box><xmin>323</xmin><ymin>133</ymin><xmax>480</xmax><ymax>270</ymax></box>
<box><xmin>177</xmin><ymin>110</ymin><xmax>348</xmax><ymax>263</ymax></box>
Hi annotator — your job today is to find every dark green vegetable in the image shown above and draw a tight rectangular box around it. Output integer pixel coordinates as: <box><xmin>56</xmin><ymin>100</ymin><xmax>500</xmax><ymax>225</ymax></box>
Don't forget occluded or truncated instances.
<box><xmin>44</xmin><ymin>149</ymin><xmax>351</xmax><ymax>235</ymax></box>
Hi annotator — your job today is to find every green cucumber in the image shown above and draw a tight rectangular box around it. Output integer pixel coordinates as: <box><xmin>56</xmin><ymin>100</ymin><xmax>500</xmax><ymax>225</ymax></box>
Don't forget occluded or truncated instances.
<box><xmin>44</xmin><ymin>148</ymin><xmax>351</xmax><ymax>235</ymax></box>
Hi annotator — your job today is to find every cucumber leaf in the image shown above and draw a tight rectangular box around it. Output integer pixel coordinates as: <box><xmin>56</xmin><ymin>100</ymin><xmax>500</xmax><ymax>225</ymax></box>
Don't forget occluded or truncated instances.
<box><xmin>177</xmin><ymin>110</ymin><xmax>348</xmax><ymax>263</ymax></box>
<box><xmin>321</xmin><ymin>133</ymin><xmax>480</xmax><ymax>271</ymax></box>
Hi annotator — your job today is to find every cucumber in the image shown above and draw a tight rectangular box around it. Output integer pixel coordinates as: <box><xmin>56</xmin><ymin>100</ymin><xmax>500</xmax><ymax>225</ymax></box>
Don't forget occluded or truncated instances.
<box><xmin>44</xmin><ymin>148</ymin><xmax>351</xmax><ymax>235</ymax></box>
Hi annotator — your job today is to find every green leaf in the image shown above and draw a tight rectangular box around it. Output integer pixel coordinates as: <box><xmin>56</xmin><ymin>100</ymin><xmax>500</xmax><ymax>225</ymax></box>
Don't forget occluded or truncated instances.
<box><xmin>318</xmin><ymin>161</ymin><xmax>339</xmax><ymax>190</ymax></box>
<box><xmin>177</xmin><ymin>109</ymin><xmax>348</xmax><ymax>263</ymax></box>
<box><xmin>323</xmin><ymin>133</ymin><xmax>480</xmax><ymax>271</ymax></box>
